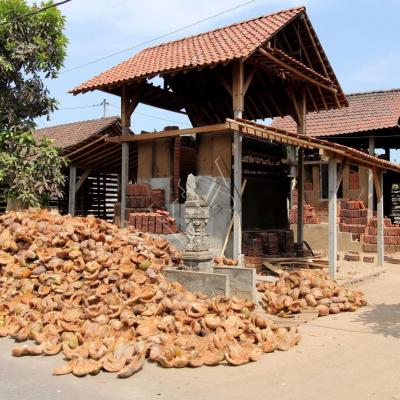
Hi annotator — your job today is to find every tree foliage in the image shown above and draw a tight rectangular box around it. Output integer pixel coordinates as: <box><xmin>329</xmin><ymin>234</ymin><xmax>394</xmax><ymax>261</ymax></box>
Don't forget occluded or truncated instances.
<box><xmin>0</xmin><ymin>131</ymin><xmax>67</xmax><ymax>207</ymax></box>
<box><xmin>0</xmin><ymin>1</ymin><xmax>68</xmax><ymax>207</ymax></box>
<box><xmin>0</xmin><ymin>0</ymin><xmax>68</xmax><ymax>132</ymax></box>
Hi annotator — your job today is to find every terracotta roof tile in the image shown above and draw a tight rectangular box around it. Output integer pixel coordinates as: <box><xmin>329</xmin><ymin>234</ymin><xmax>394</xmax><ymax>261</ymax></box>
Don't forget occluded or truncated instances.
<box><xmin>34</xmin><ymin>116</ymin><xmax>120</xmax><ymax>149</ymax></box>
<box><xmin>271</xmin><ymin>89</ymin><xmax>400</xmax><ymax>136</ymax></box>
<box><xmin>71</xmin><ymin>7</ymin><xmax>304</xmax><ymax>94</ymax></box>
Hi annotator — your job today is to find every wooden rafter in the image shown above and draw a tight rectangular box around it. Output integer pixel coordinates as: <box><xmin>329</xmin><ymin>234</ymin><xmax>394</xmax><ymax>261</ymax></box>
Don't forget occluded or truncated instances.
<box><xmin>105</xmin><ymin>123</ymin><xmax>228</xmax><ymax>143</ymax></box>
<box><xmin>258</xmin><ymin>47</ymin><xmax>337</xmax><ymax>93</ymax></box>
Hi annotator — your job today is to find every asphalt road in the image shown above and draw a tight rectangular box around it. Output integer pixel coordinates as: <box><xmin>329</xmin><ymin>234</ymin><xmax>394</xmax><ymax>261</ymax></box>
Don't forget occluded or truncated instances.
<box><xmin>0</xmin><ymin>265</ymin><xmax>399</xmax><ymax>400</ymax></box>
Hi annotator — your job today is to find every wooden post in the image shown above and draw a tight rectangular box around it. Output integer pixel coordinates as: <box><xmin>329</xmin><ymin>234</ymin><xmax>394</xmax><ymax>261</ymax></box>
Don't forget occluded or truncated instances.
<box><xmin>368</xmin><ymin>137</ymin><xmax>375</xmax><ymax>219</ymax></box>
<box><xmin>296</xmin><ymin>90</ymin><xmax>306</xmax><ymax>247</ymax></box>
<box><xmin>328</xmin><ymin>157</ymin><xmax>338</xmax><ymax>278</ymax></box>
<box><xmin>120</xmin><ymin>85</ymin><xmax>131</xmax><ymax>227</ymax></box>
<box><xmin>375</xmin><ymin>169</ymin><xmax>384</xmax><ymax>266</ymax></box>
<box><xmin>232</xmin><ymin>61</ymin><xmax>244</xmax><ymax>260</ymax></box>
<box><xmin>68</xmin><ymin>166</ymin><xmax>76</xmax><ymax>216</ymax></box>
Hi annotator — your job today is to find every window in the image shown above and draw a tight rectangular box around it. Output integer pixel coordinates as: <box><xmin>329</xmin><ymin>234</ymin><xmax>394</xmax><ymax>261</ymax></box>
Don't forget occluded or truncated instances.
<box><xmin>320</xmin><ymin>163</ymin><xmax>343</xmax><ymax>199</ymax></box>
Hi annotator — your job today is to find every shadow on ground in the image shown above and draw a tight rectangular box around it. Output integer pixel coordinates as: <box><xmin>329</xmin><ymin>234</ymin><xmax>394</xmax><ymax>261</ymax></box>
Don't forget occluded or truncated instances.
<box><xmin>355</xmin><ymin>304</ymin><xmax>400</xmax><ymax>337</ymax></box>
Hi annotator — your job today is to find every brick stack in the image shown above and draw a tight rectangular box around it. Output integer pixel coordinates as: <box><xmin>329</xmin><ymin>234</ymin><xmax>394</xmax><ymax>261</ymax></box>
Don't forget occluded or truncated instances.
<box><xmin>363</xmin><ymin>218</ymin><xmax>400</xmax><ymax>253</ymax></box>
<box><xmin>128</xmin><ymin>210</ymin><xmax>177</xmax><ymax>235</ymax></box>
<box><xmin>338</xmin><ymin>200</ymin><xmax>368</xmax><ymax>241</ymax></box>
<box><xmin>390</xmin><ymin>186</ymin><xmax>400</xmax><ymax>225</ymax></box>
<box><xmin>348</xmin><ymin>168</ymin><xmax>360</xmax><ymax>190</ymax></box>
<box><xmin>126</xmin><ymin>183</ymin><xmax>151</xmax><ymax>209</ymax></box>
<box><xmin>243</xmin><ymin>230</ymin><xmax>295</xmax><ymax>258</ymax></box>
<box><xmin>242</xmin><ymin>234</ymin><xmax>263</xmax><ymax>271</ymax></box>
<box><xmin>289</xmin><ymin>204</ymin><xmax>321</xmax><ymax>224</ymax></box>
<box><xmin>150</xmin><ymin>189</ymin><xmax>165</xmax><ymax>209</ymax></box>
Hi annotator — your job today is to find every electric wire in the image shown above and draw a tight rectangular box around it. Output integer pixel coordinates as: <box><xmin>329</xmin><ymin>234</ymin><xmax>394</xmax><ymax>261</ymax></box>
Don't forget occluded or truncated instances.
<box><xmin>59</xmin><ymin>0</ymin><xmax>256</xmax><ymax>74</ymax></box>
<box><xmin>0</xmin><ymin>0</ymin><xmax>71</xmax><ymax>26</ymax></box>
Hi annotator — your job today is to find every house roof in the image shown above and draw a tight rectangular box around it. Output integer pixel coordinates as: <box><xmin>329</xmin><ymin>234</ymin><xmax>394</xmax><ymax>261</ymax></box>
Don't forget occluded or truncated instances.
<box><xmin>271</xmin><ymin>89</ymin><xmax>400</xmax><ymax>137</ymax></box>
<box><xmin>34</xmin><ymin>116</ymin><xmax>121</xmax><ymax>149</ymax></box>
<box><xmin>71</xmin><ymin>7</ymin><xmax>306</xmax><ymax>94</ymax></box>
<box><xmin>34</xmin><ymin>117</ymin><xmax>138</xmax><ymax>172</ymax></box>
<box><xmin>228</xmin><ymin>118</ymin><xmax>400</xmax><ymax>173</ymax></box>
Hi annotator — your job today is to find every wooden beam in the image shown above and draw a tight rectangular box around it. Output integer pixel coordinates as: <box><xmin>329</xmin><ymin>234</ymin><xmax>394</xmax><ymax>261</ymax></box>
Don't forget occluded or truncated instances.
<box><xmin>301</xmin><ymin>15</ymin><xmax>329</xmax><ymax>78</ymax></box>
<box><xmin>68</xmin><ymin>166</ymin><xmax>76</xmax><ymax>216</ymax></box>
<box><xmin>214</xmin><ymin>69</ymin><xmax>232</xmax><ymax>96</ymax></box>
<box><xmin>243</xmin><ymin>66</ymin><xmax>257</xmax><ymax>95</ymax></box>
<box><xmin>296</xmin><ymin>89</ymin><xmax>306</xmax><ymax>247</ymax></box>
<box><xmin>368</xmin><ymin>137</ymin><xmax>375</xmax><ymax>218</ymax></box>
<box><xmin>75</xmin><ymin>169</ymin><xmax>92</xmax><ymax>192</ymax></box>
<box><xmin>232</xmin><ymin>60</ymin><xmax>244</xmax><ymax>260</ymax></box>
<box><xmin>258</xmin><ymin>48</ymin><xmax>337</xmax><ymax>93</ymax></box>
<box><xmin>375</xmin><ymin>169</ymin><xmax>384</xmax><ymax>266</ymax></box>
<box><xmin>105</xmin><ymin>123</ymin><xmax>228</xmax><ymax>143</ymax></box>
<box><xmin>120</xmin><ymin>85</ymin><xmax>133</xmax><ymax>227</ymax></box>
<box><xmin>372</xmin><ymin>168</ymin><xmax>382</xmax><ymax>199</ymax></box>
<box><xmin>328</xmin><ymin>157</ymin><xmax>338</xmax><ymax>278</ymax></box>
<box><xmin>336</xmin><ymin>158</ymin><xmax>347</xmax><ymax>193</ymax></box>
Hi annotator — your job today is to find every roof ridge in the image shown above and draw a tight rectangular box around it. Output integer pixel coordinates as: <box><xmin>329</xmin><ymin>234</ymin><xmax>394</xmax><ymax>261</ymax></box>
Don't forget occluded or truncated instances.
<box><xmin>136</xmin><ymin>6</ymin><xmax>305</xmax><ymax>54</ymax></box>
<box><xmin>35</xmin><ymin>116</ymin><xmax>120</xmax><ymax>132</ymax></box>
<box><xmin>346</xmin><ymin>88</ymin><xmax>400</xmax><ymax>97</ymax></box>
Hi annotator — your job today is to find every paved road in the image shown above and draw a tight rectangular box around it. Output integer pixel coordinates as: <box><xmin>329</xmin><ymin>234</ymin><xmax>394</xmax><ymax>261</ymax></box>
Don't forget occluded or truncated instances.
<box><xmin>1</xmin><ymin>265</ymin><xmax>399</xmax><ymax>400</ymax></box>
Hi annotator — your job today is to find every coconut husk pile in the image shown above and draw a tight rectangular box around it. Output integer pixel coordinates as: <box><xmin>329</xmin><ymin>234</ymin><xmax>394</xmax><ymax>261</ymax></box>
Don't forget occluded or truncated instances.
<box><xmin>257</xmin><ymin>270</ymin><xmax>367</xmax><ymax>317</ymax></box>
<box><xmin>0</xmin><ymin>209</ymin><xmax>300</xmax><ymax>379</ymax></box>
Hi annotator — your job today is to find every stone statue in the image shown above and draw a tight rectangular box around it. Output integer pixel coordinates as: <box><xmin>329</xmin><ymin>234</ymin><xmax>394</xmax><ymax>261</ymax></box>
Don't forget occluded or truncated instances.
<box><xmin>182</xmin><ymin>174</ymin><xmax>211</xmax><ymax>271</ymax></box>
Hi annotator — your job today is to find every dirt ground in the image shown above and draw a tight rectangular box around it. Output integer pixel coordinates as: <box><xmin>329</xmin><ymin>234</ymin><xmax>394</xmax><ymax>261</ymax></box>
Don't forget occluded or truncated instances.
<box><xmin>1</xmin><ymin>264</ymin><xmax>399</xmax><ymax>400</ymax></box>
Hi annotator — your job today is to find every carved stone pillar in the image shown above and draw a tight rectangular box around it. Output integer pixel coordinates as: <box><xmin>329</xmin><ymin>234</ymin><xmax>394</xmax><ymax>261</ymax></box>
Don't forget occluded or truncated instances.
<box><xmin>182</xmin><ymin>174</ymin><xmax>212</xmax><ymax>271</ymax></box>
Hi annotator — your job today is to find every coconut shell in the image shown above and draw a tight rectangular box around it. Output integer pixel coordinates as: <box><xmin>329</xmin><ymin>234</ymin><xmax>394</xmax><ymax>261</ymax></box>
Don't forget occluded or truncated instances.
<box><xmin>305</xmin><ymin>294</ymin><xmax>317</xmax><ymax>307</ymax></box>
<box><xmin>317</xmin><ymin>305</ymin><xmax>329</xmax><ymax>316</ymax></box>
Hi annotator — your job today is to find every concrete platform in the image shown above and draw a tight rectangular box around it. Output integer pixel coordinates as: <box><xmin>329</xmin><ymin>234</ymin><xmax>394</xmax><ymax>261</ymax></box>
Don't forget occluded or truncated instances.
<box><xmin>163</xmin><ymin>269</ymin><xmax>229</xmax><ymax>297</ymax></box>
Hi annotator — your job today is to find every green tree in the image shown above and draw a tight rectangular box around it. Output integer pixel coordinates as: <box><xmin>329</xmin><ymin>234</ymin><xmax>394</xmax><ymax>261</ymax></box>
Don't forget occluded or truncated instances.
<box><xmin>0</xmin><ymin>1</ymin><xmax>68</xmax><ymax>208</ymax></box>
<box><xmin>0</xmin><ymin>0</ymin><xmax>68</xmax><ymax>132</ymax></box>
<box><xmin>0</xmin><ymin>131</ymin><xmax>67</xmax><ymax>208</ymax></box>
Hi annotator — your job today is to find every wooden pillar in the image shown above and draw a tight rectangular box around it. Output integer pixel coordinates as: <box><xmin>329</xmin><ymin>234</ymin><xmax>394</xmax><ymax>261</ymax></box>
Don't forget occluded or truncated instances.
<box><xmin>296</xmin><ymin>90</ymin><xmax>306</xmax><ymax>246</ymax></box>
<box><xmin>375</xmin><ymin>169</ymin><xmax>384</xmax><ymax>266</ymax></box>
<box><xmin>328</xmin><ymin>158</ymin><xmax>338</xmax><ymax>278</ymax></box>
<box><xmin>68</xmin><ymin>166</ymin><xmax>76</xmax><ymax>216</ymax></box>
<box><xmin>232</xmin><ymin>61</ymin><xmax>244</xmax><ymax>260</ymax></box>
<box><xmin>120</xmin><ymin>85</ymin><xmax>131</xmax><ymax>227</ymax></box>
<box><xmin>368</xmin><ymin>137</ymin><xmax>375</xmax><ymax>219</ymax></box>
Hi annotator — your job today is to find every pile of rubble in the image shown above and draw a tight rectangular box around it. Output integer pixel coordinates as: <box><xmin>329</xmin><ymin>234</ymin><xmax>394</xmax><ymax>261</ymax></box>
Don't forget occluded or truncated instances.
<box><xmin>0</xmin><ymin>209</ymin><xmax>301</xmax><ymax>378</ymax></box>
<box><xmin>257</xmin><ymin>270</ymin><xmax>367</xmax><ymax>317</ymax></box>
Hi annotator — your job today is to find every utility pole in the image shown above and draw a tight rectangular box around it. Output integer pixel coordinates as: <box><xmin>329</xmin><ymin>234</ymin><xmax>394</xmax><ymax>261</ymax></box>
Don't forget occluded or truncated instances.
<box><xmin>100</xmin><ymin>98</ymin><xmax>110</xmax><ymax>118</ymax></box>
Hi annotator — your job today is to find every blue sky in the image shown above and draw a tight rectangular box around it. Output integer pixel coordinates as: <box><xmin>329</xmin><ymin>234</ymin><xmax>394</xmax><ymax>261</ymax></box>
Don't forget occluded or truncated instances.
<box><xmin>35</xmin><ymin>0</ymin><xmax>400</xmax><ymax>135</ymax></box>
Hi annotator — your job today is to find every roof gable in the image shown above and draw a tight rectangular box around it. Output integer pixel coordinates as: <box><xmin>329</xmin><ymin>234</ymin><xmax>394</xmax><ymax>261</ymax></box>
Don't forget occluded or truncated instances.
<box><xmin>71</xmin><ymin>7</ymin><xmax>304</xmax><ymax>94</ymax></box>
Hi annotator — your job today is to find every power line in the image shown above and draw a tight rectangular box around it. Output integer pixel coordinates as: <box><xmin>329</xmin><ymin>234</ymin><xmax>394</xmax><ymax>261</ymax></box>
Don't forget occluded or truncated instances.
<box><xmin>109</xmin><ymin>104</ymin><xmax>190</xmax><ymax>126</ymax></box>
<box><xmin>0</xmin><ymin>0</ymin><xmax>71</xmax><ymax>26</ymax></box>
<box><xmin>57</xmin><ymin>103</ymin><xmax>101</xmax><ymax>110</ymax></box>
<box><xmin>55</xmin><ymin>102</ymin><xmax>190</xmax><ymax>126</ymax></box>
<box><xmin>59</xmin><ymin>0</ymin><xmax>256</xmax><ymax>74</ymax></box>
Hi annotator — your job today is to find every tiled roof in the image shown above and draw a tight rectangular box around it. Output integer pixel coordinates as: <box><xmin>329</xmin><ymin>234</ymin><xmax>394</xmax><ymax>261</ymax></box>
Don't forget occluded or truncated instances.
<box><xmin>34</xmin><ymin>116</ymin><xmax>120</xmax><ymax>149</ymax></box>
<box><xmin>71</xmin><ymin>7</ymin><xmax>304</xmax><ymax>94</ymax></box>
<box><xmin>271</xmin><ymin>89</ymin><xmax>400</xmax><ymax>137</ymax></box>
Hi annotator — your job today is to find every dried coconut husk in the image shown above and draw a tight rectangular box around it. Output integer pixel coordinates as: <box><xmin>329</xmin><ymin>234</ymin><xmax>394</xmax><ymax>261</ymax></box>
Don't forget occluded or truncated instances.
<box><xmin>257</xmin><ymin>270</ymin><xmax>367</xmax><ymax>318</ymax></box>
<box><xmin>0</xmin><ymin>209</ymin><xmax>301</xmax><ymax>379</ymax></box>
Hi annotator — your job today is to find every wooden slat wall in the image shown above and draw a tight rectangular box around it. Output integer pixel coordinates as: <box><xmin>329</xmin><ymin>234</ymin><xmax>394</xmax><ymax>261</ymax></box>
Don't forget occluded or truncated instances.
<box><xmin>50</xmin><ymin>170</ymin><xmax>118</xmax><ymax>221</ymax></box>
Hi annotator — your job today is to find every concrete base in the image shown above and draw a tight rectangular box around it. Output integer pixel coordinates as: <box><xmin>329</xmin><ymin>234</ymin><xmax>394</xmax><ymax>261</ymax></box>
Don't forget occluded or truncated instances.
<box><xmin>182</xmin><ymin>251</ymin><xmax>213</xmax><ymax>272</ymax></box>
<box><xmin>164</xmin><ymin>269</ymin><xmax>229</xmax><ymax>297</ymax></box>
<box><xmin>213</xmin><ymin>266</ymin><xmax>256</xmax><ymax>301</ymax></box>
<box><xmin>291</xmin><ymin>223</ymin><xmax>363</xmax><ymax>252</ymax></box>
